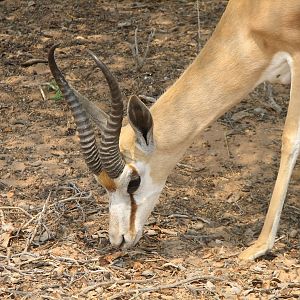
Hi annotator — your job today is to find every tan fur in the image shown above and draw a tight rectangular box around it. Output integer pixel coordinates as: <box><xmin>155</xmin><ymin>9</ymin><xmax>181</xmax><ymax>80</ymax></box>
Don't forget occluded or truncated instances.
<box><xmin>119</xmin><ymin>0</ymin><xmax>300</xmax><ymax>259</ymax></box>
<box><xmin>97</xmin><ymin>171</ymin><xmax>116</xmax><ymax>192</ymax></box>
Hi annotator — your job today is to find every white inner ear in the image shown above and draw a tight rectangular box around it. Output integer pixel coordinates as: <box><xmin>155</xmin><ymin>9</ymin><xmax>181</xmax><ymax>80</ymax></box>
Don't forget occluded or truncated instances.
<box><xmin>134</xmin><ymin>127</ymin><xmax>155</xmax><ymax>154</ymax></box>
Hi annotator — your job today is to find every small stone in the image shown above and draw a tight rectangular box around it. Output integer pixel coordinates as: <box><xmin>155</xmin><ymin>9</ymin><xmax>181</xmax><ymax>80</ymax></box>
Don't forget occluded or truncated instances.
<box><xmin>206</xmin><ymin>280</ymin><xmax>216</xmax><ymax>292</ymax></box>
<box><xmin>142</xmin><ymin>270</ymin><xmax>155</xmax><ymax>277</ymax></box>
<box><xmin>231</xmin><ymin>285</ymin><xmax>242</xmax><ymax>295</ymax></box>
<box><xmin>117</xmin><ymin>21</ymin><xmax>131</xmax><ymax>28</ymax></box>
<box><xmin>192</xmin><ymin>221</ymin><xmax>204</xmax><ymax>230</ymax></box>
<box><xmin>30</xmin><ymin>160</ymin><xmax>42</xmax><ymax>167</ymax></box>
<box><xmin>36</xmin><ymin>230</ymin><xmax>53</xmax><ymax>243</ymax></box>
<box><xmin>289</xmin><ymin>229</ymin><xmax>298</xmax><ymax>238</ymax></box>
<box><xmin>146</xmin><ymin>217</ymin><xmax>156</xmax><ymax>225</ymax></box>
<box><xmin>231</xmin><ymin>110</ymin><xmax>251</xmax><ymax>122</ymax></box>
<box><xmin>186</xmin><ymin>229</ymin><xmax>198</xmax><ymax>236</ymax></box>
<box><xmin>75</xmin><ymin>36</ymin><xmax>88</xmax><ymax>44</ymax></box>
<box><xmin>253</xmin><ymin>107</ymin><xmax>268</xmax><ymax>116</ymax></box>
<box><xmin>146</xmin><ymin>229</ymin><xmax>157</xmax><ymax>236</ymax></box>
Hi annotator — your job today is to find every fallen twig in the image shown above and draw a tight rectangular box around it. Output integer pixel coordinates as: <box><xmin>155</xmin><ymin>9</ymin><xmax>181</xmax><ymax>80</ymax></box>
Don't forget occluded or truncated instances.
<box><xmin>224</xmin><ymin>131</ymin><xmax>232</xmax><ymax>158</ymax></box>
<box><xmin>77</xmin><ymin>277</ymin><xmax>156</xmax><ymax>296</ymax></box>
<box><xmin>130</xmin><ymin>27</ymin><xmax>156</xmax><ymax>71</ymax></box>
<box><xmin>176</xmin><ymin>162</ymin><xmax>204</xmax><ymax>171</ymax></box>
<box><xmin>39</xmin><ymin>86</ymin><xmax>46</xmax><ymax>101</ymax></box>
<box><xmin>286</xmin><ymin>204</ymin><xmax>300</xmax><ymax>215</ymax></box>
<box><xmin>264</xmin><ymin>82</ymin><xmax>282</xmax><ymax>113</ymax></box>
<box><xmin>0</xmin><ymin>263</ymin><xmax>28</xmax><ymax>275</ymax></box>
<box><xmin>0</xmin><ymin>206</ymin><xmax>33</xmax><ymax>218</ymax></box>
<box><xmin>196</xmin><ymin>0</ymin><xmax>202</xmax><ymax>52</ymax></box>
<box><xmin>107</xmin><ymin>275</ymin><xmax>225</xmax><ymax>300</ymax></box>
<box><xmin>23</xmin><ymin>192</ymin><xmax>51</xmax><ymax>252</ymax></box>
<box><xmin>139</xmin><ymin>94</ymin><xmax>156</xmax><ymax>103</ymax></box>
<box><xmin>21</xmin><ymin>58</ymin><xmax>48</xmax><ymax>67</ymax></box>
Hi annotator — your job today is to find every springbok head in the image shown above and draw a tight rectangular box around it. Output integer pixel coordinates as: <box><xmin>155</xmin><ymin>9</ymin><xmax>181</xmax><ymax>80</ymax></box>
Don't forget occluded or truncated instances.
<box><xmin>48</xmin><ymin>45</ymin><xmax>166</xmax><ymax>248</ymax></box>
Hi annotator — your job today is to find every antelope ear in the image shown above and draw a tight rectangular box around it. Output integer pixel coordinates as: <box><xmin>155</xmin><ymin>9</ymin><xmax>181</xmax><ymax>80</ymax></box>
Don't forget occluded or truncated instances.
<box><xmin>127</xmin><ymin>95</ymin><xmax>154</xmax><ymax>153</ymax></box>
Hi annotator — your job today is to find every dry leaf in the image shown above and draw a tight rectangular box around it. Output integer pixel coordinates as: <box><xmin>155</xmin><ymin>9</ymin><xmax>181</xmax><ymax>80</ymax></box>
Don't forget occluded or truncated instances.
<box><xmin>0</xmin><ymin>223</ymin><xmax>15</xmax><ymax>248</ymax></box>
<box><xmin>104</xmin><ymin>251</ymin><xmax>125</xmax><ymax>263</ymax></box>
<box><xmin>6</xmin><ymin>191</ymin><xmax>14</xmax><ymax>199</ymax></box>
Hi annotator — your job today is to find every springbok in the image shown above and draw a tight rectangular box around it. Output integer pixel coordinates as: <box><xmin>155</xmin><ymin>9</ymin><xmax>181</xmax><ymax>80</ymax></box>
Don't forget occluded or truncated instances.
<box><xmin>48</xmin><ymin>0</ymin><xmax>300</xmax><ymax>260</ymax></box>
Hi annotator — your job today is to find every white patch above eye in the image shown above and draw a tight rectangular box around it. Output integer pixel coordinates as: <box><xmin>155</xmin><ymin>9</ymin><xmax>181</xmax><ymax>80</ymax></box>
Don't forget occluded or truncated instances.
<box><xmin>132</xmin><ymin>162</ymin><xmax>165</xmax><ymax>204</ymax></box>
<box><xmin>114</xmin><ymin>164</ymin><xmax>134</xmax><ymax>190</ymax></box>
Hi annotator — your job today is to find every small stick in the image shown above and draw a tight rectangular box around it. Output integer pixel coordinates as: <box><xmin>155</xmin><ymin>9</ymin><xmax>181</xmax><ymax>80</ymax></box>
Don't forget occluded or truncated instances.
<box><xmin>0</xmin><ymin>209</ymin><xmax>5</xmax><ymax>225</ymax></box>
<box><xmin>107</xmin><ymin>275</ymin><xmax>225</xmax><ymax>300</ymax></box>
<box><xmin>168</xmin><ymin>213</ymin><xmax>190</xmax><ymax>219</ymax></box>
<box><xmin>142</xmin><ymin>28</ymin><xmax>156</xmax><ymax>64</ymax></box>
<box><xmin>0</xmin><ymin>263</ymin><xmax>27</xmax><ymax>275</ymax></box>
<box><xmin>138</xmin><ymin>94</ymin><xmax>156</xmax><ymax>103</ymax></box>
<box><xmin>134</xmin><ymin>27</ymin><xmax>139</xmax><ymax>58</ymax></box>
<box><xmin>21</xmin><ymin>58</ymin><xmax>48</xmax><ymax>67</ymax></box>
<box><xmin>196</xmin><ymin>0</ymin><xmax>202</xmax><ymax>52</ymax></box>
<box><xmin>176</xmin><ymin>162</ymin><xmax>204</xmax><ymax>171</ymax></box>
<box><xmin>0</xmin><ymin>206</ymin><xmax>33</xmax><ymax>218</ymax></box>
<box><xmin>224</xmin><ymin>131</ymin><xmax>231</xmax><ymax>158</ymax></box>
<box><xmin>23</xmin><ymin>192</ymin><xmax>51</xmax><ymax>252</ymax></box>
<box><xmin>77</xmin><ymin>277</ymin><xmax>156</xmax><ymax>296</ymax></box>
<box><xmin>264</xmin><ymin>82</ymin><xmax>282</xmax><ymax>113</ymax></box>
<box><xmin>39</xmin><ymin>86</ymin><xmax>46</xmax><ymax>101</ymax></box>
<box><xmin>131</xmin><ymin>27</ymin><xmax>156</xmax><ymax>71</ymax></box>
<box><xmin>286</xmin><ymin>204</ymin><xmax>300</xmax><ymax>215</ymax></box>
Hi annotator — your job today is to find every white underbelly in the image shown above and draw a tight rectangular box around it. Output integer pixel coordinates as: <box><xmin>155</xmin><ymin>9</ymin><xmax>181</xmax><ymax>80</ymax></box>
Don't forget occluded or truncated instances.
<box><xmin>257</xmin><ymin>51</ymin><xmax>292</xmax><ymax>86</ymax></box>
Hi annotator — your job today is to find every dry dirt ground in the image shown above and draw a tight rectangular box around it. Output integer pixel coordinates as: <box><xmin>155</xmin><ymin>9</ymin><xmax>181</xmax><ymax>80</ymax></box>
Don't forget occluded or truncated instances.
<box><xmin>0</xmin><ymin>0</ymin><xmax>300</xmax><ymax>299</ymax></box>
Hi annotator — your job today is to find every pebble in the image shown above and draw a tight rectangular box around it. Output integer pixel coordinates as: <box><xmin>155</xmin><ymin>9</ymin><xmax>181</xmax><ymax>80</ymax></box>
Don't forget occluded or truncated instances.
<box><xmin>289</xmin><ymin>229</ymin><xmax>298</xmax><ymax>238</ymax></box>
<box><xmin>29</xmin><ymin>160</ymin><xmax>42</xmax><ymax>167</ymax></box>
<box><xmin>146</xmin><ymin>229</ymin><xmax>158</xmax><ymax>236</ymax></box>
<box><xmin>186</xmin><ymin>229</ymin><xmax>198</xmax><ymax>236</ymax></box>
<box><xmin>192</xmin><ymin>221</ymin><xmax>204</xmax><ymax>230</ymax></box>
<box><xmin>253</xmin><ymin>107</ymin><xmax>268</xmax><ymax>116</ymax></box>
<box><xmin>142</xmin><ymin>270</ymin><xmax>155</xmax><ymax>277</ymax></box>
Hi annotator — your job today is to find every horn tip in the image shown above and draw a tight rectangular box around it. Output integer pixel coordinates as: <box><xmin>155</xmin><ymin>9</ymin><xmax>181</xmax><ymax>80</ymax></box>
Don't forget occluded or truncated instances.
<box><xmin>49</xmin><ymin>43</ymin><xmax>61</xmax><ymax>57</ymax></box>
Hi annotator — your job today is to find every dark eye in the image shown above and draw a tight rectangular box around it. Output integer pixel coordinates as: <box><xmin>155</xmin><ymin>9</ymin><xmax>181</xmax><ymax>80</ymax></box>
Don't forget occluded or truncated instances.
<box><xmin>127</xmin><ymin>175</ymin><xmax>141</xmax><ymax>194</ymax></box>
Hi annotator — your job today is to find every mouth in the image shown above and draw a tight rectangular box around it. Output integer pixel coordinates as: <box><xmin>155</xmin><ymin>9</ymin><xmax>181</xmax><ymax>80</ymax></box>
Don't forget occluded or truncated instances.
<box><xmin>111</xmin><ymin>231</ymin><xmax>142</xmax><ymax>249</ymax></box>
<box><xmin>119</xmin><ymin>235</ymin><xmax>126</xmax><ymax>248</ymax></box>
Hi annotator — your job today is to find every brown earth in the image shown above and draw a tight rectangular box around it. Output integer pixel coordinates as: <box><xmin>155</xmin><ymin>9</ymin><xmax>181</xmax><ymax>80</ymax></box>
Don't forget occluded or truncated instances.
<box><xmin>0</xmin><ymin>0</ymin><xmax>299</xmax><ymax>299</ymax></box>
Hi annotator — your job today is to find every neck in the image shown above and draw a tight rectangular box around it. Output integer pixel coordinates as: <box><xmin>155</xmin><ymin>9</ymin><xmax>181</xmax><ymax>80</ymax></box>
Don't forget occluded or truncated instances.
<box><xmin>121</xmin><ymin>1</ymin><xmax>273</xmax><ymax>181</ymax></box>
<box><xmin>155</xmin><ymin>61</ymin><xmax>260</xmax><ymax>149</ymax></box>
<box><xmin>150</xmin><ymin>23</ymin><xmax>269</xmax><ymax>163</ymax></box>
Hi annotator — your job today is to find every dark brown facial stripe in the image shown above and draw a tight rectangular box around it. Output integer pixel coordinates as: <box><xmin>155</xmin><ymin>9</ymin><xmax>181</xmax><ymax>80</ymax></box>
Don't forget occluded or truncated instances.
<box><xmin>129</xmin><ymin>194</ymin><xmax>137</xmax><ymax>235</ymax></box>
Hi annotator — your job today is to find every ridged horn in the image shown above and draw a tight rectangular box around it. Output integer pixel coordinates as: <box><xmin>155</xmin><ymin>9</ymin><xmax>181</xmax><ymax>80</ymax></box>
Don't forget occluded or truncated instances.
<box><xmin>48</xmin><ymin>44</ymin><xmax>103</xmax><ymax>175</ymax></box>
<box><xmin>87</xmin><ymin>50</ymin><xmax>125</xmax><ymax>179</ymax></box>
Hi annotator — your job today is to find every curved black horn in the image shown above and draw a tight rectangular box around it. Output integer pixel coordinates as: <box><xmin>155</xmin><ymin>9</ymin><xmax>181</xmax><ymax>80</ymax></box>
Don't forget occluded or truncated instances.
<box><xmin>87</xmin><ymin>50</ymin><xmax>125</xmax><ymax>179</ymax></box>
<box><xmin>48</xmin><ymin>44</ymin><xmax>103</xmax><ymax>175</ymax></box>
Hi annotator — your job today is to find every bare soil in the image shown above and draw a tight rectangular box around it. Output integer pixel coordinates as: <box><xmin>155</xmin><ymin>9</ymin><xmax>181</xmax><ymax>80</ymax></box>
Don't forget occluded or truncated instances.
<box><xmin>0</xmin><ymin>0</ymin><xmax>299</xmax><ymax>299</ymax></box>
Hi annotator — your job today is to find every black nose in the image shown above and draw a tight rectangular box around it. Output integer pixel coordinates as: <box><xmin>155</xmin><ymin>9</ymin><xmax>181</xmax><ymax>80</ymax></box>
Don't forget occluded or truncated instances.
<box><xmin>119</xmin><ymin>235</ymin><xmax>125</xmax><ymax>248</ymax></box>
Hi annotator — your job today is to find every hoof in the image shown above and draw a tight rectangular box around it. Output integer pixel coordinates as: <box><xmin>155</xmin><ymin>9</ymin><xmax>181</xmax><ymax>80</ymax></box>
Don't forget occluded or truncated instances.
<box><xmin>239</xmin><ymin>242</ymin><xmax>271</xmax><ymax>261</ymax></box>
